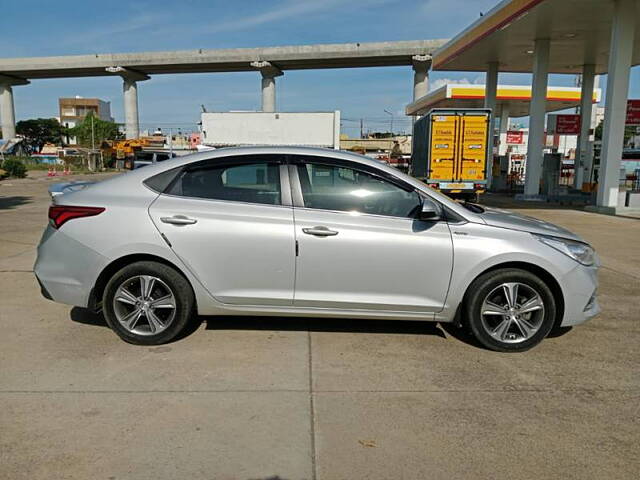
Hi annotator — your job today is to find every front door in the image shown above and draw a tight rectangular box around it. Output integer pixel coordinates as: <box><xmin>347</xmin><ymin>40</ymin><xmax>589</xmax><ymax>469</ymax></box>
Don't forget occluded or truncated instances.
<box><xmin>290</xmin><ymin>157</ymin><xmax>453</xmax><ymax>312</ymax></box>
<box><xmin>148</xmin><ymin>155</ymin><xmax>296</xmax><ymax>306</ymax></box>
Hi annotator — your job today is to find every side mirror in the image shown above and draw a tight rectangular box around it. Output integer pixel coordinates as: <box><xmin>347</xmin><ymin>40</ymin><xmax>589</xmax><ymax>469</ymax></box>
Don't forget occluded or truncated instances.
<box><xmin>419</xmin><ymin>197</ymin><xmax>442</xmax><ymax>221</ymax></box>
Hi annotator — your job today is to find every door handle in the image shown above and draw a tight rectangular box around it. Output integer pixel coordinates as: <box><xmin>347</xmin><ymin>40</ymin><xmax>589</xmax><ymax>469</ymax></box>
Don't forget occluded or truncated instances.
<box><xmin>302</xmin><ymin>226</ymin><xmax>338</xmax><ymax>237</ymax></box>
<box><xmin>160</xmin><ymin>215</ymin><xmax>198</xmax><ymax>225</ymax></box>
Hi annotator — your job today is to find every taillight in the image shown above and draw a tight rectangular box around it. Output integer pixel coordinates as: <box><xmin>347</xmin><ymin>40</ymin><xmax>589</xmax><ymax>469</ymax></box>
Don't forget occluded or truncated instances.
<box><xmin>48</xmin><ymin>205</ymin><xmax>105</xmax><ymax>229</ymax></box>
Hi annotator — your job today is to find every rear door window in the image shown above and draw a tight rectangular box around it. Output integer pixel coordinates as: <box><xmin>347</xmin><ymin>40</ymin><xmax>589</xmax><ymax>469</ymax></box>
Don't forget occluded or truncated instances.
<box><xmin>167</xmin><ymin>156</ymin><xmax>282</xmax><ymax>206</ymax></box>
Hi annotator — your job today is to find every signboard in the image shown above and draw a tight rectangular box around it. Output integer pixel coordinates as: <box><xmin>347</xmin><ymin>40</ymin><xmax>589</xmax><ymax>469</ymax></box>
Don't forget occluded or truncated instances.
<box><xmin>548</xmin><ymin>114</ymin><xmax>581</xmax><ymax>135</ymax></box>
<box><xmin>627</xmin><ymin>100</ymin><xmax>640</xmax><ymax>125</ymax></box>
<box><xmin>506</xmin><ymin>131</ymin><xmax>524</xmax><ymax>144</ymax></box>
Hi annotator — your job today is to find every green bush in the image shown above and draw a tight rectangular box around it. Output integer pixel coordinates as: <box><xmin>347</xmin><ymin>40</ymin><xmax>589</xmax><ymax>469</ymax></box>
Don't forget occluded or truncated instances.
<box><xmin>1</xmin><ymin>158</ymin><xmax>27</xmax><ymax>178</ymax></box>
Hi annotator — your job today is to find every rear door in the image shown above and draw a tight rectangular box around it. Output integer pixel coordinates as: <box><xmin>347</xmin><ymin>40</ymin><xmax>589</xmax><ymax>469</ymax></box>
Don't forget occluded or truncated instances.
<box><xmin>428</xmin><ymin>114</ymin><xmax>458</xmax><ymax>182</ymax></box>
<box><xmin>458</xmin><ymin>114</ymin><xmax>489</xmax><ymax>182</ymax></box>
<box><xmin>148</xmin><ymin>154</ymin><xmax>296</xmax><ymax>306</ymax></box>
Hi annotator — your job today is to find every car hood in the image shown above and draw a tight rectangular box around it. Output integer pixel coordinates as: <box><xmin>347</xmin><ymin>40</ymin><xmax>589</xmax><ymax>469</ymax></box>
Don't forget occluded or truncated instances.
<box><xmin>476</xmin><ymin>207</ymin><xmax>585</xmax><ymax>242</ymax></box>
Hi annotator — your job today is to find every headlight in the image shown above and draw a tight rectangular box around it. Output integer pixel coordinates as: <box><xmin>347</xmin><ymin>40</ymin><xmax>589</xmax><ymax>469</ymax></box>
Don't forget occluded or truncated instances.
<box><xmin>534</xmin><ymin>234</ymin><xmax>596</xmax><ymax>266</ymax></box>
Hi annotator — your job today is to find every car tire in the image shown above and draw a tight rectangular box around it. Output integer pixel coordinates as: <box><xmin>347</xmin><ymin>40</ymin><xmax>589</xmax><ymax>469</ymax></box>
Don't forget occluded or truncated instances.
<box><xmin>102</xmin><ymin>261</ymin><xmax>195</xmax><ymax>345</ymax></box>
<box><xmin>464</xmin><ymin>268</ymin><xmax>556</xmax><ymax>352</ymax></box>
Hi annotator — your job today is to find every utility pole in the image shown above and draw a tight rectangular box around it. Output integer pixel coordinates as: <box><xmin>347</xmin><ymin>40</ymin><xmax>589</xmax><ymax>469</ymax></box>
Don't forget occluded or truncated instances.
<box><xmin>383</xmin><ymin>109</ymin><xmax>394</xmax><ymax>136</ymax></box>
<box><xmin>90</xmin><ymin>115</ymin><xmax>95</xmax><ymax>151</ymax></box>
<box><xmin>360</xmin><ymin>118</ymin><xmax>364</xmax><ymax>139</ymax></box>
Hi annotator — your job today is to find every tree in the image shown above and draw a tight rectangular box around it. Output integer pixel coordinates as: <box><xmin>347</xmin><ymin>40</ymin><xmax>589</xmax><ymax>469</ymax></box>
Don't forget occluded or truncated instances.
<box><xmin>594</xmin><ymin>119</ymin><xmax>636</xmax><ymax>145</ymax></box>
<box><xmin>68</xmin><ymin>112</ymin><xmax>122</xmax><ymax>148</ymax></box>
<box><xmin>16</xmin><ymin>118</ymin><xmax>65</xmax><ymax>153</ymax></box>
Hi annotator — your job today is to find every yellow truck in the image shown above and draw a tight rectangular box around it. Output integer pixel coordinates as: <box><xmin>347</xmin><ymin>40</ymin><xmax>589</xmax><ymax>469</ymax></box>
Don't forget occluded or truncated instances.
<box><xmin>411</xmin><ymin>108</ymin><xmax>491</xmax><ymax>202</ymax></box>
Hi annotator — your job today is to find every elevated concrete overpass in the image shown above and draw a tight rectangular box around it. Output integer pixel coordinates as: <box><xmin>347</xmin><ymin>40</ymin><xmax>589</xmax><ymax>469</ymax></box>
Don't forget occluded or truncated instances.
<box><xmin>0</xmin><ymin>40</ymin><xmax>446</xmax><ymax>139</ymax></box>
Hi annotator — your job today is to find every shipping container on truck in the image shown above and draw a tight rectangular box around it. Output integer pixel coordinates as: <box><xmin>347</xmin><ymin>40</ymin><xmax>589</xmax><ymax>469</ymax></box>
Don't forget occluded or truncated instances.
<box><xmin>411</xmin><ymin>108</ymin><xmax>491</xmax><ymax>201</ymax></box>
<box><xmin>200</xmin><ymin>111</ymin><xmax>341</xmax><ymax>149</ymax></box>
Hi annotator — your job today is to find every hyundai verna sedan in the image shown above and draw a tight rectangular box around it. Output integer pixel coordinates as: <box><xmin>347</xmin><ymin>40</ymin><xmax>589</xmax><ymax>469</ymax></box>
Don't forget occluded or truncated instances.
<box><xmin>34</xmin><ymin>146</ymin><xmax>600</xmax><ymax>352</ymax></box>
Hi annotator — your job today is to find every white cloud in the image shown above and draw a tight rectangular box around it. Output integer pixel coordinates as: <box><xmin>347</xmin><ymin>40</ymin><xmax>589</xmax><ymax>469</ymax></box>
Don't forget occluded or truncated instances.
<box><xmin>199</xmin><ymin>0</ymin><xmax>392</xmax><ymax>35</ymax></box>
<box><xmin>429</xmin><ymin>76</ymin><xmax>484</xmax><ymax>92</ymax></box>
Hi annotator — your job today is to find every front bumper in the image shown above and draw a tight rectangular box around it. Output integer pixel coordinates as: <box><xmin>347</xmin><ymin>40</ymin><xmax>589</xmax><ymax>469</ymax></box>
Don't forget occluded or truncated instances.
<box><xmin>559</xmin><ymin>262</ymin><xmax>601</xmax><ymax>327</ymax></box>
<box><xmin>34</xmin><ymin>226</ymin><xmax>108</xmax><ymax>308</ymax></box>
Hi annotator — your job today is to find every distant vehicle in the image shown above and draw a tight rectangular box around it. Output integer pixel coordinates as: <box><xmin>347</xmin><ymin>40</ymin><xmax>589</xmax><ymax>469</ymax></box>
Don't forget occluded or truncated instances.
<box><xmin>36</xmin><ymin>146</ymin><xmax>599</xmax><ymax>352</ymax></box>
<box><xmin>132</xmin><ymin>150</ymin><xmax>177</xmax><ymax>169</ymax></box>
<box><xmin>412</xmin><ymin>108</ymin><xmax>491</xmax><ymax>202</ymax></box>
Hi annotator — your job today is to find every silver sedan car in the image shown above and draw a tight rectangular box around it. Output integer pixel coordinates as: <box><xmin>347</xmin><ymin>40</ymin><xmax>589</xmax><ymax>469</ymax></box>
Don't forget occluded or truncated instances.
<box><xmin>35</xmin><ymin>146</ymin><xmax>600</xmax><ymax>352</ymax></box>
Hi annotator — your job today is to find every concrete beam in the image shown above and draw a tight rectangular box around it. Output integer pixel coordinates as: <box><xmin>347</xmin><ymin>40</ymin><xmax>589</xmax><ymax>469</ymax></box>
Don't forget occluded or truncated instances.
<box><xmin>523</xmin><ymin>38</ymin><xmax>550</xmax><ymax>197</ymax></box>
<box><xmin>250</xmin><ymin>61</ymin><xmax>283</xmax><ymax>79</ymax></box>
<box><xmin>596</xmin><ymin>0</ymin><xmax>636</xmax><ymax>209</ymax></box>
<box><xmin>105</xmin><ymin>66</ymin><xmax>150</xmax><ymax>82</ymax></box>
<box><xmin>0</xmin><ymin>75</ymin><xmax>29</xmax><ymax>140</ymax></box>
<box><xmin>0</xmin><ymin>74</ymin><xmax>29</xmax><ymax>86</ymax></box>
<box><xmin>251</xmin><ymin>61</ymin><xmax>283</xmax><ymax>113</ymax></box>
<box><xmin>411</xmin><ymin>55</ymin><xmax>431</xmax><ymax>102</ymax></box>
<box><xmin>0</xmin><ymin>40</ymin><xmax>447</xmax><ymax>79</ymax></box>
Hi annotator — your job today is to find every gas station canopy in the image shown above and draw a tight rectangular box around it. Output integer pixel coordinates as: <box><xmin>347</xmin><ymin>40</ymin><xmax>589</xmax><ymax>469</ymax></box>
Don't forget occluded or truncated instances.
<box><xmin>432</xmin><ymin>0</ymin><xmax>640</xmax><ymax>74</ymax></box>
<box><xmin>406</xmin><ymin>84</ymin><xmax>601</xmax><ymax>117</ymax></box>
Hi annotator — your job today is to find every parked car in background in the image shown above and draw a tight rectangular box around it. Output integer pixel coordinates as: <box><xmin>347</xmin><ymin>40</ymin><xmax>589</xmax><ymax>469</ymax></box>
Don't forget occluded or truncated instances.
<box><xmin>35</xmin><ymin>147</ymin><xmax>600</xmax><ymax>352</ymax></box>
<box><xmin>132</xmin><ymin>150</ymin><xmax>177</xmax><ymax>169</ymax></box>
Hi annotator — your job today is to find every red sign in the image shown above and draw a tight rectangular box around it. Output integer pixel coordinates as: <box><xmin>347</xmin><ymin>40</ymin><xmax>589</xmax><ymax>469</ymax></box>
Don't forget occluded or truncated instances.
<box><xmin>627</xmin><ymin>100</ymin><xmax>640</xmax><ymax>125</ymax></box>
<box><xmin>506</xmin><ymin>131</ymin><xmax>524</xmax><ymax>144</ymax></box>
<box><xmin>554</xmin><ymin>114</ymin><xmax>581</xmax><ymax>135</ymax></box>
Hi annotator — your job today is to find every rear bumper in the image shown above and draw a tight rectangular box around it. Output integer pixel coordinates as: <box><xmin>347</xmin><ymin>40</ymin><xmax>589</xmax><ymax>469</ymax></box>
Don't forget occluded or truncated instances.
<box><xmin>34</xmin><ymin>226</ymin><xmax>109</xmax><ymax>308</ymax></box>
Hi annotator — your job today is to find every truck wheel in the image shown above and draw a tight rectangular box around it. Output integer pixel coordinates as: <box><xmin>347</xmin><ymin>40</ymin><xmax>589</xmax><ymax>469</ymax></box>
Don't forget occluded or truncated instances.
<box><xmin>464</xmin><ymin>268</ymin><xmax>556</xmax><ymax>352</ymax></box>
<box><xmin>102</xmin><ymin>261</ymin><xmax>195</xmax><ymax>345</ymax></box>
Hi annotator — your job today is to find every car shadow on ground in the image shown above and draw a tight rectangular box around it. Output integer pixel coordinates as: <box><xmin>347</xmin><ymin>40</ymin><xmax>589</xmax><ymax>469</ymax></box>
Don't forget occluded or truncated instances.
<box><xmin>69</xmin><ymin>307</ymin><xmax>571</xmax><ymax>348</ymax></box>
<box><xmin>71</xmin><ymin>306</ymin><xmax>455</xmax><ymax>341</ymax></box>
<box><xmin>0</xmin><ymin>195</ymin><xmax>32</xmax><ymax>210</ymax></box>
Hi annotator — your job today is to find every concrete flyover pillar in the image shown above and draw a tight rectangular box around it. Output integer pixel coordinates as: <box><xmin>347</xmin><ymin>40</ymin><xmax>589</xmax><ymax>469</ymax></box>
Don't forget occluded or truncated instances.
<box><xmin>106</xmin><ymin>66</ymin><xmax>150</xmax><ymax>139</ymax></box>
<box><xmin>411</xmin><ymin>54</ymin><xmax>431</xmax><ymax>102</ymax></box>
<box><xmin>596</xmin><ymin>0</ymin><xmax>636</xmax><ymax>210</ymax></box>
<box><xmin>523</xmin><ymin>38</ymin><xmax>550</xmax><ymax>197</ymax></box>
<box><xmin>0</xmin><ymin>75</ymin><xmax>29</xmax><ymax>140</ymax></box>
<box><xmin>251</xmin><ymin>61</ymin><xmax>283</xmax><ymax>113</ymax></box>
<box><xmin>574</xmin><ymin>64</ymin><xmax>596</xmax><ymax>189</ymax></box>
<box><xmin>123</xmin><ymin>79</ymin><xmax>140</xmax><ymax>139</ymax></box>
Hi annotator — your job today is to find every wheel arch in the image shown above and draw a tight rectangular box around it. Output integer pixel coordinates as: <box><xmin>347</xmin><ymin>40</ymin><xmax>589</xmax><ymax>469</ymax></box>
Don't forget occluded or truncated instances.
<box><xmin>463</xmin><ymin>261</ymin><xmax>565</xmax><ymax>329</ymax></box>
<box><xmin>88</xmin><ymin>253</ymin><xmax>197</xmax><ymax>312</ymax></box>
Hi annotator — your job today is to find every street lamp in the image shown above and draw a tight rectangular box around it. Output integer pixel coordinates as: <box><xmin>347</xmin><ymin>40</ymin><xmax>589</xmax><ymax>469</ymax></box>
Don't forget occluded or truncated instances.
<box><xmin>383</xmin><ymin>109</ymin><xmax>394</xmax><ymax>137</ymax></box>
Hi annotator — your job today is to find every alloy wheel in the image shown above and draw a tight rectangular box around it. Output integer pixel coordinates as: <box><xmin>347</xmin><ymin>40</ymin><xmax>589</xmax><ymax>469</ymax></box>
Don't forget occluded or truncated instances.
<box><xmin>480</xmin><ymin>282</ymin><xmax>545</xmax><ymax>344</ymax></box>
<box><xmin>112</xmin><ymin>275</ymin><xmax>177</xmax><ymax>336</ymax></box>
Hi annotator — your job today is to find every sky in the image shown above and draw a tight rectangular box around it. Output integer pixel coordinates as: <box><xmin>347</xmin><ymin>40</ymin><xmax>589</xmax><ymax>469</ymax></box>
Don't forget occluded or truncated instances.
<box><xmin>4</xmin><ymin>0</ymin><xmax>640</xmax><ymax>137</ymax></box>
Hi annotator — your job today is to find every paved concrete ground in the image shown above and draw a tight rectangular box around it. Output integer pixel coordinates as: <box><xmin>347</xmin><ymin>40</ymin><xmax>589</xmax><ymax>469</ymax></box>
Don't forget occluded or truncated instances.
<box><xmin>1</xmin><ymin>175</ymin><xmax>638</xmax><ymax>480</ymax></box>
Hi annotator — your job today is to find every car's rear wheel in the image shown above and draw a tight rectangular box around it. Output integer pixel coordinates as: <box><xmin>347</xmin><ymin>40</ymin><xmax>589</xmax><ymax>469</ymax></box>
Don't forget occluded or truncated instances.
<box><xmin>102</xmin><ymin>261</ymin><xmax>195</xmax><ymax>345</ymax></box>
<box><xmin>464</xmin><ymin>268</ymin><xmax>556</xmax><ymax>352</ymax></box>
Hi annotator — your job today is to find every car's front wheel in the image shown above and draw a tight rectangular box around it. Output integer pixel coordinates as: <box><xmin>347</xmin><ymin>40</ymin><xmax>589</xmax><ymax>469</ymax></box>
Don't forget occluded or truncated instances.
<box><xmin>464</xmin><ymin>268</ymin><xmax>556</xmax><ymax>352</ymax></box>
<box><xmin>102</xmin><ymin>261</ymin><xmax>195</xmax><ymax>345</ymax></box>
